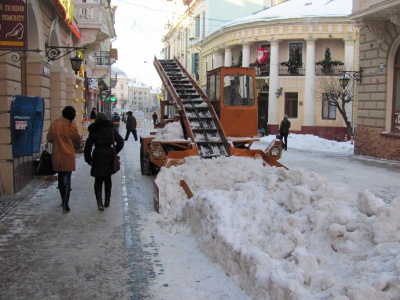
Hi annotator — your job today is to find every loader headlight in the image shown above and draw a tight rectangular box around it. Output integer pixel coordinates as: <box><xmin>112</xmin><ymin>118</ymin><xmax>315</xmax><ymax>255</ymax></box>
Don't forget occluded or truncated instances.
<box><xmin>153</xmin><ymin>150</ymin><xmax>164</xmax><ymax>158</ymax></box>
<box><xmin>270</xmin><ymin>146</ymin><xmax>281</xmax><ymax>157</ymax></box>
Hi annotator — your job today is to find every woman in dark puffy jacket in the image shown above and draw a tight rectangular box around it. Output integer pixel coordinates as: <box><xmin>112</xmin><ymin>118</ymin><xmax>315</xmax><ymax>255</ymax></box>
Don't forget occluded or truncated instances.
<box><xmin>84</xmin><ymin>112</ymin><xmax>124</xmax><ymax>211</ymax></box>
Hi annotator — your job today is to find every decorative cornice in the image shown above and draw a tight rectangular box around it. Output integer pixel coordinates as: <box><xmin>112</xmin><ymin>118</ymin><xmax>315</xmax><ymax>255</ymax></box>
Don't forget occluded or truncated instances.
<box><xmin>361</xmin><ymin>19</ymin><xmax>386</xmax><ymax>44</ymax></box>
<box><xmin>389</xmin><ymin>9</ymin><xmax>400</xmax><ymax>26</ymax></box>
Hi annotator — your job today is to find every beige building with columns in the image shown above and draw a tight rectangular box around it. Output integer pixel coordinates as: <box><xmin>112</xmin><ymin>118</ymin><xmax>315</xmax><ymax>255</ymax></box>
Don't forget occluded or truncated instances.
<box><xmin>0</xmin><ymin>0</ymin><xmax>116</xmax><ymax>194</ymax></box>
<box><xmin>163</xmin><ymin>0</ymin><xmax>358</xmax><ymax>140</ymax></box>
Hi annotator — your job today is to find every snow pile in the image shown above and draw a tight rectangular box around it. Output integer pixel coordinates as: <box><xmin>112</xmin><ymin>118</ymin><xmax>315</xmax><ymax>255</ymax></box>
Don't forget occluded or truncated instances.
<box><xmin>155</xmin><ymin>155</ymin><xmax>400</xmax><ymax>299</ymax></box>
<box><xmin>258</xmin><ymin>134</ymin><xmax>354</xmax><ymax>154</ymax></box>
<box><xmin>154</xmin><ymin>122</ymin><xmax>186</xmax><ymax>141</ymax></box>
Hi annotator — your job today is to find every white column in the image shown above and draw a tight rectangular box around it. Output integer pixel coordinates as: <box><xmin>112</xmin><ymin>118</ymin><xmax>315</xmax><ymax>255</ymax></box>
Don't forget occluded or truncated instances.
<box><xmin>304</xmin><ymin>39</ymin><xmax>316</xmax><ymax>126</ymax></box>
<box><xmin>268</xmin><ymin>41</ymin><xmax>280</xmax><ymax>124</ymax></box>
<box><xmin>344</xmin><ymin>38</ymin><xmax>356</xmax><ymax>130</ymax></box>
<box><xmin>224</xmin><ymin>48</ymin><xmax>232</xmax><ymax>67</ymax></box>
<box><xmin>242</xmin><ymin>43</ymin><xmax>251</xmax><ymax>67</ymax></box>
<box><xmin>344</xmin><ymin>39</ymin><xmax>355</xmax><ymax>70</ymax></box>
<box><xmin>214</xmin><ymin>51</ymin><xmax>223</xmax><ymax>68</ymax></box>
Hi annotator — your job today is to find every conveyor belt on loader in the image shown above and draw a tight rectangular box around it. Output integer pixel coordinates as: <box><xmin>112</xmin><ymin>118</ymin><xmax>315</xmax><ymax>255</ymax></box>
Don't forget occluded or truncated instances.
<box><xmin>154</xmin><ymin>57</ymin><xmax>230</xmax><ymax>158</ymax></box>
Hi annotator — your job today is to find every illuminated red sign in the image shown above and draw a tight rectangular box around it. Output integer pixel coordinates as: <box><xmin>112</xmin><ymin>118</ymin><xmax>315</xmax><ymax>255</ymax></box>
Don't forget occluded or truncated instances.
<box><xmin>0</xmin><ymin>0</ymin><xmax>27</xmax><ymax>49</ymax></box>
<box><xmin>53</xmin><ymin>0</ymin><xmax>81</xmax><ymax>39</ymax></box>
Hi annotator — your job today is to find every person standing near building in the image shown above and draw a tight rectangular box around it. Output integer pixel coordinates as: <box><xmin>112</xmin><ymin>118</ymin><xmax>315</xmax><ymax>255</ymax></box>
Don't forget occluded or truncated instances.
<box><xmin>84</xmin><ymin>112</ymin><xmax>124</xmax><ymax>211</ymax></box>
<box><xmin>260</xmin><ymin>115</ymin><xmax>268</xmax><ymax>137</ymax></box>
<box><xmin>124</xmin><ymin>111</ymin><xmax>137</xmax><ymax>141</ymax></box>
<box><xmin>112</xmin><ymin>112</ymin><xmax>121</xmax><ymax>133</ymax></box>
<box><xmin>90</xmin><ymin>107</ymin><xmax>97</xmax><ymax>119</ymax></box>
<box><xmin>152</xmin><ymin>112</ymin><xmax>158</xmax><ymax>125</ymax></box>
<box><xmin>47</xmin><ymin>106</ymin><xmax>82</xmax><ymax>213</ymax></box>
<box><xmin>279</xmin><ymin>114</ymin><xmax>291</xmax><ymax>151</ymax></box>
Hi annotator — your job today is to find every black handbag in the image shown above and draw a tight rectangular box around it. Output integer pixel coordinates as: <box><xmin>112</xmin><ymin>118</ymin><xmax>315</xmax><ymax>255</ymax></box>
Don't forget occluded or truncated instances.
<box><xmin>36</xmin><ymin>149</ymin><xmax>56</xmax><ymax>175</ymax></box>
<box><xmin>111</xmin><ymin>129</ymin><xmax>121</xmax><ymax>174</ymax></box>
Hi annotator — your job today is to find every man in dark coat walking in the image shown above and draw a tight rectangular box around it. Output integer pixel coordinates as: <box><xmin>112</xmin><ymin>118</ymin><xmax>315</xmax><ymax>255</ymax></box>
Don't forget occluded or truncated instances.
<box><xmin>124</xmin><ymin>111</ymin><xmax>138</xmax><ymax>141</ymax></box>
<box><xmin>84</xmin><ymin>112</ymin><xmax>124</xmax><ymax>211</ymax></box>
<box><xmin>152</xmin><ymin>112</ymin><xmax>158</xmax><ymax>125</ymax></box>
<box><xmin>90</xmin><ymin>107</ymin><xmax>97</xmax><ymax>119</ymax></box>
<box><xmin>279</xmin><ymin>114</ymin><xmax>291</xmax><ymax>151</ymax></box>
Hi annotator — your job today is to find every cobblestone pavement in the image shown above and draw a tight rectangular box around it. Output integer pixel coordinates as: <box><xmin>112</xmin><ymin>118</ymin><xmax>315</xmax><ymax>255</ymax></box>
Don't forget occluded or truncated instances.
<box><xmin>0</xmin><ymin>178</ymin><xmax>42</xmax><ymax>221</ymax></box>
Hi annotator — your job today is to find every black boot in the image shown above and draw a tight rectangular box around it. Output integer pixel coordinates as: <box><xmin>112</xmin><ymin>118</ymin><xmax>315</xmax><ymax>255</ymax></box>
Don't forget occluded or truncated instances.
<box><xmin>95</xmin><ymin>190</ymin><xmax>104</xmax><ymax>211</ymax></box>
<box><xmin>63</xmin><ymin>186</ymin><xmax>71</xmax><ymax>213</ymax></box>
<box><xmin>58</xmin><ymin>186</ymin><xmax>64</xmax><ymax>207</ymax></box>
<box><xmin>104</xmin><ymin>189</ymin><xmax>111</xmax><ymax>208</ymax></box>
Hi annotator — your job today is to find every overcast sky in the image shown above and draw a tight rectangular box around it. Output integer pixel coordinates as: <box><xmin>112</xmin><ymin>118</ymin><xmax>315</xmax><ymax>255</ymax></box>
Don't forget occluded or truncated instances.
<box><xmin>112</xmin><ymin>0</ymin><xmax>168</xmax><ymax>87</ymax></box>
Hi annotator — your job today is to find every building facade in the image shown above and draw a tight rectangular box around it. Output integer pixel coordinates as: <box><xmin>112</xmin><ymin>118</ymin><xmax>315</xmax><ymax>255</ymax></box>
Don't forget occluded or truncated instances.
<box><xmin>111</xmin><ymin>67</ymin><xmax>130</xmax><ymax>112</ymax></box>
<box><xmin>163</xmin><ymin>0</ymin><xmax>358</xmax><ymax>140</ymax></box>
<box><xmin>350</xmin><ymin>0</ymin><xmax>400</xmax><ymax>161</ymax></box>
<box><xmin>0</xmin><ymin>0</ymin><xmax>117</xmax><ymax>194</ymax></box>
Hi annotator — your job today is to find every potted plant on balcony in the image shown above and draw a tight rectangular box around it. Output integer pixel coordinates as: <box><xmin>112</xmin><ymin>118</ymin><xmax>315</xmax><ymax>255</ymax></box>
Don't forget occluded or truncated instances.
<box><xmin>316</xmin><ymin>47</ymin><xmax>343</xmax><ymax>75</ymax></box>
<box><xmin>232</xmin><ymin>51</ymin><xmax>242</xmax><ymax>67</ymax></box>
<box><xmin>280</xmin><ymin>47</ymin><xmax>302</xmax><ymax>74</ymax></box>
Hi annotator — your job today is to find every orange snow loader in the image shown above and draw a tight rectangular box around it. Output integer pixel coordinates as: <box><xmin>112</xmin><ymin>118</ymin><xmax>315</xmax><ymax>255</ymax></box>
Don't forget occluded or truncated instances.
<box><xmin>141</xmin><ymin>57</ymin><xmax>286</xmax><ymax>212</ymax></box>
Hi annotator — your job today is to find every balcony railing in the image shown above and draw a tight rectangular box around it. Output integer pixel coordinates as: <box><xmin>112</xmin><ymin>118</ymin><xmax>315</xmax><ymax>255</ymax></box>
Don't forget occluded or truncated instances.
<box><xmin>95</xmin><ymin>51</ymin><xmax>110</xmax><ymax>66</ymax></box>
<box><xmin>253</xmin><ymin>65</ymin><xmax>345</xmax><ymax>77</ymax></box>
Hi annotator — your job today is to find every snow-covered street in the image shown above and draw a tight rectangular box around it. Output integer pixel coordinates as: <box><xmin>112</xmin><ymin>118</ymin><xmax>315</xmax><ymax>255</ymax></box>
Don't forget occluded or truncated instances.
<box><xmin>139</xmin><ymin>132</ymin><xmax>400</xmax><ymax>299</ymax></box>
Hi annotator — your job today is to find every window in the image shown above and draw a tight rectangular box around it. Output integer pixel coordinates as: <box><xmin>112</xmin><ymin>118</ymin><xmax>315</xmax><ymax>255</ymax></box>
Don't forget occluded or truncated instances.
<box><xmin>192</xmin><ymin>53</ymin><xmax>199</xmax><ymax>80</ymax></box>
<box><xmin>393</xmin><ymin>47</ymin><xmax>400</xmax><ymax>132</ymax></box>
<box><xmin>195</xmin><ymin>15</ymin><xmax>200</xmax><ymax>38</ymax></box>
<box><xmin>322</xmin><ymin>93</ymin><xmax>336</xmax><ymax>119</ymax></box>
<box><xmin>206</xmin><ymin>72</ymin><xmax>220</xmax><ymax>101</ymax></box>
<box><xmin>222</xmin><ymin>74</ymin><xmax>255</xmax><ymax>106</ymax></box>
<box><xmin>284</xmin><ymin>92</ymin><xmax>298</xmax><ymax>118</ymax></box>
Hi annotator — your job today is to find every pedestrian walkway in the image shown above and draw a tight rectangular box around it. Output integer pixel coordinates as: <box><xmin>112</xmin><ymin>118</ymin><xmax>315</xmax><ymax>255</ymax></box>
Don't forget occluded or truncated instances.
<box><xmin>0</xmin><ymin>152</ymin><xmax>131</xmax><ymax>299</ymax></box>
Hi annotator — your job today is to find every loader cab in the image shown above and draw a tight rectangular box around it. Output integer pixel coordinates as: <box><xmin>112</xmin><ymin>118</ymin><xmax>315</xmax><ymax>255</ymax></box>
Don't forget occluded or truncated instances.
<box><xmin>207</xmin><ymin>67</ymin><xmax>258</xmax><ymax>138</ymax></box>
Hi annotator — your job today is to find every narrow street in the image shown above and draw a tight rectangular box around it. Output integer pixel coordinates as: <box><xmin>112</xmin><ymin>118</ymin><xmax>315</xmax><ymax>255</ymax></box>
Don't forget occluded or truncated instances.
<box><xmin>0</xmin><ymin>125</ymin><xmax>248</xmax><ymax>300</ymax></box>
<box><xmin>1</xmin><ymin>128</ymin><xmax>400</xmax><ymax>299</ymax></box>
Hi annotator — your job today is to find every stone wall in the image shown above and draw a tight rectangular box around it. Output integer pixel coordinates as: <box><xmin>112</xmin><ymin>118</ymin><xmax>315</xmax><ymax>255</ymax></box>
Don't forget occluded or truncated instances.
<box><xmin>354</xmin><ymin>126</ymin><xmax>400</xmax><ymax>161</ymax></box>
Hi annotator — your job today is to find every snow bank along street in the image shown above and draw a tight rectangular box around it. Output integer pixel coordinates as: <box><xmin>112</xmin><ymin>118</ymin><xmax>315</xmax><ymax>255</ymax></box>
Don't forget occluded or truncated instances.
<box><xmin>152</xmin><ymin>126</ymin><xmax>400</xmax><ymax>299</ymax></box>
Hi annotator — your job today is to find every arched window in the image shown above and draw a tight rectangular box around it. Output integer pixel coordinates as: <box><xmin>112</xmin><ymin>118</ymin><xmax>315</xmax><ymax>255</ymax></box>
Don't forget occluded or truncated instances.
<box><xmin>393</xmin><ymin>47</ymin><xmax>400</xmax><ymax>132</ymax></box>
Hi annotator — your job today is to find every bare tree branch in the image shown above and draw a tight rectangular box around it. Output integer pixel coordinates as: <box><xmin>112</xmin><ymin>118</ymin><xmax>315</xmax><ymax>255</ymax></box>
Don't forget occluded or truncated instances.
<box><xmin>314</xmin><ymin>76</ymin><xmax>354</xmax><ymax>137</ymax></box>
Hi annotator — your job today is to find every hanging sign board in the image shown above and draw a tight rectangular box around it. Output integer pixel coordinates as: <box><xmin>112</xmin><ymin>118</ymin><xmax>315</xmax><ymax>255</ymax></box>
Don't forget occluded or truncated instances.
<box><xmin>0</xmin><ymin>0</ymin><xmax>27</xmax><ymax>49</ymax></box>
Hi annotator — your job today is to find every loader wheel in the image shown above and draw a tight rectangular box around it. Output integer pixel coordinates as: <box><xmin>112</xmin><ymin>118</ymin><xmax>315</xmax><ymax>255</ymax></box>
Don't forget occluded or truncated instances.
<box><xmin>140</xmin><ymin>143</ymin><xmax>152</xmax><ymax>175</ymax></box>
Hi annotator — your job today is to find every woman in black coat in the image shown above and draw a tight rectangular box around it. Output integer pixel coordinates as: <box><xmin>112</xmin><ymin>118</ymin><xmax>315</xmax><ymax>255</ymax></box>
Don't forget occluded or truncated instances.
<box><xmin>84</xmin><ymin>112</ymin><xmax>124</xmax><ymax>211</ymax></box>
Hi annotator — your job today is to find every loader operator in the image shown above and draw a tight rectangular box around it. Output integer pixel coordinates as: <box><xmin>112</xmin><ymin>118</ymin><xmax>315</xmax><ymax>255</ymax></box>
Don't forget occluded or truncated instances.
<box><xmin>224</xmin><ymin>78</ymin><xmax>243</xmax><ymax>105</ymax></box>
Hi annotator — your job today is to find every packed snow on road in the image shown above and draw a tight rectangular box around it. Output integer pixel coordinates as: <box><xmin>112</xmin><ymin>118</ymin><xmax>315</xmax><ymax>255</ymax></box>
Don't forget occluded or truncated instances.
<box><xmin>147</xmin><ymin>126</ymin><xmax>400</xmax><ymax>299</ymax></box>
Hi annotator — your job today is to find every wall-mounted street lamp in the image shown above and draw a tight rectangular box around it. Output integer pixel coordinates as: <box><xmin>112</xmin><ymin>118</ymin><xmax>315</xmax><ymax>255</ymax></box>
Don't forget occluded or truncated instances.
<box><xmin>275</xmin><ymin>87</ymin><xmax>283</xmax><ymax>99</ymax></box>
<box><xmin>87</xmin><ymin>78</ymin><xmax>108</xmax><ymax>92</ymax></box>
<box><xmin>45</xmin><ymin>42</ymin><xmax>87</xmax><ymax>74</ymax></box>
<box><xmin>0</xmin><ymin>48</ymin><xmax>42</xmax><ymax>62</ymax></box>
<box><xmin>339</xmin><ymin>68</ymin><xmax>363</xmax><ymax>89</ymax></box>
